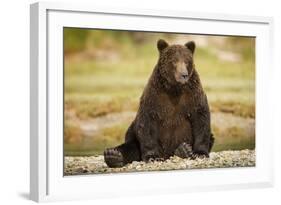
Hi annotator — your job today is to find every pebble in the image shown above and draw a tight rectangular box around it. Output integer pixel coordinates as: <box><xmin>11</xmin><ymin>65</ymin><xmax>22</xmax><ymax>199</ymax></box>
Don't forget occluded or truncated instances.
<box><xmin>64</xmin><ymin>149</ymin><xmax>255</xmax><ymax>175</ymax></box>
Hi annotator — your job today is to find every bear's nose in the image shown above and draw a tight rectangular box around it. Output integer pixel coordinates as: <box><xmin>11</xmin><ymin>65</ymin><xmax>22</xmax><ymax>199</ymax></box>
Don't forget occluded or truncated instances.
<box><xmin>181</xmin><ymin>73</ymin><xmax>188</xmax><ymax>79</ymax></box>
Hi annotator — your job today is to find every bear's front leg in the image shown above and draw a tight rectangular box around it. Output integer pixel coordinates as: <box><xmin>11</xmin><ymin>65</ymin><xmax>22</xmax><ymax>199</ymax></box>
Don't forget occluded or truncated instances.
<box><xmin>138</xmin><ymin>135</ymin><xmax>163</xmax><ymax>162</ymax></box>
<box><xmin>135</xmin><ymin>114</ymin><xmax>163</xmax><ymax>162</ymax></box>
<box><xmin>190</xmin><ymin>95</ymin><xmax>213</xmax><ymax>158</ymax></box>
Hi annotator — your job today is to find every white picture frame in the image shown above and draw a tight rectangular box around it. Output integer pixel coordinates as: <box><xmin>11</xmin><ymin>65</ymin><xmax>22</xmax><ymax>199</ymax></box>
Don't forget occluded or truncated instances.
<box><xmin>30</xmin><ymin>1</ymin><xmax>274</xmax><ymax>202</ymax></box>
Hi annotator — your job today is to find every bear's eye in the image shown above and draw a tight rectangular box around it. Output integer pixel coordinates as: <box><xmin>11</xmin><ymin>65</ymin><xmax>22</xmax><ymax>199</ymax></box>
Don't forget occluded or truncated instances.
<box><xmin>172</xmin><ymin>61</ymin><xmax>177</xmax><ymax>66</ymax></box>
<box><xmin>185</xmin><ymin>62</ymin><xmax>191</xmax><ymax>68</ymax></box>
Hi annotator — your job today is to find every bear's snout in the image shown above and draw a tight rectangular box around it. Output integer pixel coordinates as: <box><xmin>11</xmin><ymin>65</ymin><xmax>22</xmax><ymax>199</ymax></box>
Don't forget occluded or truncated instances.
<box><xmin>175</xmin><ymin>70</ymin><xmax>189</xmax><ymax>84</ymax></box>
<box><xmin>174</xmin><ymin>61</ymin><xmax>190</xmax><ymax>84</ymax></box>
<box><xmin>180</xmin><ymin>72</ymin><xmax>188</xmax><ymax>79</ymax></box>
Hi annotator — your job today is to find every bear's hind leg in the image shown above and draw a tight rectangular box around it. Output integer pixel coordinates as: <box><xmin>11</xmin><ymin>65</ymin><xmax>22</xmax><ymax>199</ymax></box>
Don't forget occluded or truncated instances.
<box><xmin>104</xmin><ymin>148</ymin><xmax>124</xmax><ymax>168</ymax></box>
<box><xmin>104</xmin><ymin>139</ymin><xmax>141</xmax><ymax>168</ymax></box>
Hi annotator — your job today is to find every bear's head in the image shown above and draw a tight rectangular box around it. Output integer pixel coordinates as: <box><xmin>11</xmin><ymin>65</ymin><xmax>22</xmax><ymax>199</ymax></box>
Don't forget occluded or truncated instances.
<box><xmin>157</xmin><ymin>39</ymin><xmax>195</xmax><ymax>85</ymax></box>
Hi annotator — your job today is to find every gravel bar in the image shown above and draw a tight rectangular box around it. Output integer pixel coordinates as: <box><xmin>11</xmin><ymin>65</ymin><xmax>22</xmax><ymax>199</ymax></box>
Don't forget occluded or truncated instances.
<box><xmin>64</xmin><ymin>149</ymin><xmax>255</xmax><ymax>175</ymax></box>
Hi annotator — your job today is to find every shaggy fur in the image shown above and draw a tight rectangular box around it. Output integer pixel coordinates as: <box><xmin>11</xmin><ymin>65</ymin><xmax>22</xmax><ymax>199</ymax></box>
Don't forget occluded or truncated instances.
<box><xmin>104</xmin><ymin>39</ymin><xmax>214</xmax><ymax>168</ymax></box>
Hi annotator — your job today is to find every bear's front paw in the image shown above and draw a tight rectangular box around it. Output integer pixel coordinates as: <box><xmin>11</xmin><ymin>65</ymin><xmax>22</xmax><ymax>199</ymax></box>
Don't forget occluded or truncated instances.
<box><xmin>174</xmin><ymin>142</ymin><xmax>193</xmax><ymax>159</ymax></box>
<box><xmin>142</xmin><ymin>151</ymin><xmax>162</xmax><ymax>162</ymax></box>
<box><xmin>148</xmin><ymin>157</ymin><xmax>164</xmax><ymax>163</ymax></box>
<box><xmin>104</xmin><ymin>148</ymin><xmax>124</xmax><ymax>168</ymax></box>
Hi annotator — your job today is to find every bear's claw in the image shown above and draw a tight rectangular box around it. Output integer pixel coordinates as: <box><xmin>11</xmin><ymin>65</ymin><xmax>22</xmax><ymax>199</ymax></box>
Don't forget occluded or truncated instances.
<box><xmin>148</xmin><ymin>157</ymin><xmax>164</xmax><ymax>163</ymax></box>
<box><xmin>104</xmin><ymin>148</ymin><xmax>124</xmax><ymax>168</ymax></box>
<box><xmin>190</xmin><ymin>152</ymin><xmax>209</xmax><ymax>159</ymax></box>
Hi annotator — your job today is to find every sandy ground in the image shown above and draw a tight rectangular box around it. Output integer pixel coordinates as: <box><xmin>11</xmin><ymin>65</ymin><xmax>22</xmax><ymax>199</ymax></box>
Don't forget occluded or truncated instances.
<box><xmin>64</xmin><ymin>149</ymin><xmax>255</xmax><ymax>175</ymax></box>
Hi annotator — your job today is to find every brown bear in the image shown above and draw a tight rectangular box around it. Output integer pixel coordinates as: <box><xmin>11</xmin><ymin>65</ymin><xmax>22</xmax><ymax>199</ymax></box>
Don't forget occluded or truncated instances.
<box><xmin>104</xmin><ymin>39</ymin><xmax>214</xmax><ymax>168</ymax></box>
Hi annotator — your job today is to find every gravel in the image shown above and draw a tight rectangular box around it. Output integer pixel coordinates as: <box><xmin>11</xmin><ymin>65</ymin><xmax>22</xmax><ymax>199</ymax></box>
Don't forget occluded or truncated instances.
<box><xmin>64</xmin><ymin>149</ymin><xmax>255</xmax><ymax>175</ymax></box>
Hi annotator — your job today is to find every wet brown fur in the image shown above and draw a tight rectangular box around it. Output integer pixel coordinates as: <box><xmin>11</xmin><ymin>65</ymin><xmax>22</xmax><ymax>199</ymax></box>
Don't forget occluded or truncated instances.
<box><xmin>104</xmin><ymin>40</ymin><xmax>214</xmax><ymax>167</ymax></box>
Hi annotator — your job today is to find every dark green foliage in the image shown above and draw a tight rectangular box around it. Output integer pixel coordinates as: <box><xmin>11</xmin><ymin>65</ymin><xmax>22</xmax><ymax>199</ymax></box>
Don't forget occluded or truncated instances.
<box><xmin>64</xmin><ymin>28</ymin><xmax>89</xmax><ymax>53</ymax></box>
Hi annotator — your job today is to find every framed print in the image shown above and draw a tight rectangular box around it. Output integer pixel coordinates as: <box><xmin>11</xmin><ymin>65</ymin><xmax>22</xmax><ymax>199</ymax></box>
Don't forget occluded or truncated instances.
<box><xmin>30</xmin><ymin>2</ymin><xmax>274</xmax><ymax>202</ymax></box>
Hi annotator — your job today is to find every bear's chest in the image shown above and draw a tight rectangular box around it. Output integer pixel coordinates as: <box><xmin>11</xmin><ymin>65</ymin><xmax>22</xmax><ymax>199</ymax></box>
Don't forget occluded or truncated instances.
<box><xmin>156</xmin><ymin>93</ymin><xmax>193</xmax><ymax>156</ymax></box>
<box><xmin>157</xmin><ymin>92</ymin><xmax>192</xmax><ymax>122</ymax></box>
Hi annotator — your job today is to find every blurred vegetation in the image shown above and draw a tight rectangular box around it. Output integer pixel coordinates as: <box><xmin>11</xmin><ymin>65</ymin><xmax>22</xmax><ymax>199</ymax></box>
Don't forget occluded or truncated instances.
<box><xmin>64</xmin><ymin>29</ymin><xmax>89</xmax><ymax>53</ymax></box>
<box><xmin>63</xmin><ymin>28</ymin><xmax>255</xmax><ymax>156</ymax></box>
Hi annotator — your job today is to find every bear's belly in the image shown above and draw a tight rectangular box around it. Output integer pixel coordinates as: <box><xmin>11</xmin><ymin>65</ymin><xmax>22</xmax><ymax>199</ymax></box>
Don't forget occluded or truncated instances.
<box><xmin>158</xmin><ymin>116</ymin><xmax>192</xmax><ymax>158</ymax></box>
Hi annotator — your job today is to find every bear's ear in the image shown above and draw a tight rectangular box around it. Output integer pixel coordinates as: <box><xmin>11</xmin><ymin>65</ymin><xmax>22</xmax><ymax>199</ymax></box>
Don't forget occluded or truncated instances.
<box><xmin>157</xmin><ymin>39</ymin><xmax>169</xmax><ymax>52</ymax></box>
<box><xmin>185</xmin><ymin>41</ymin><xmax>196</xmax><ymax>54</ymax></box>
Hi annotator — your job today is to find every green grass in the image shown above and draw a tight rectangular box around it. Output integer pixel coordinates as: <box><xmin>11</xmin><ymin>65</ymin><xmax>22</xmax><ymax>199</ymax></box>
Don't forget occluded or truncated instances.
<box><xmin>211</xmin><ymin>125</ymin><xmax>255</xmax><ymax>152</ymax></box>
<box><xmin>64</xmin><ymin>122</ymin><xmax>130</xmax><ymax>156</ymax></box>
<box><xmin>64</xmin><ymin>120</ymin><xmax>255</xmax><ymax>156</ymax></box>
<box><xmin>64</xmin><ymin>45</ymin><xmax>255</xmax><ymax>119</ymax></box>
